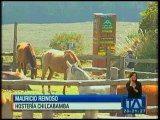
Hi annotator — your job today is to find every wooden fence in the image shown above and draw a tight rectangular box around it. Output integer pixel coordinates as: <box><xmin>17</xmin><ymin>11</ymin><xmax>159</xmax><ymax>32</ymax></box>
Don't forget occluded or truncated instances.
<box><xmin>2</xmin><ymin>52</ymin><xmax>158</xmax><ymax>79</ymax></box>
<box><xmin>2</xmin><ymin>66</ymin><xmax>158</xmax><ymax>119</ymax></box>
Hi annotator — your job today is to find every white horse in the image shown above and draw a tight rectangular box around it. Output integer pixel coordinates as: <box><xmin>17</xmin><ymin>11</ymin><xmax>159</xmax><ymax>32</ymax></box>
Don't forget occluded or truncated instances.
<box><xmin>66</xmin><ymin>61</ymin><xmax>110</xmax><ymax>119</ymax></box>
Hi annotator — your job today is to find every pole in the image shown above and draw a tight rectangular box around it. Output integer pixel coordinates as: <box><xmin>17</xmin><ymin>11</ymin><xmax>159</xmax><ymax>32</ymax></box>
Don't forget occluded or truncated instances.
<box><xmin>12</xmin><ymin>22</ymin><xmax>17</xmax><ymax>72</ymax></box>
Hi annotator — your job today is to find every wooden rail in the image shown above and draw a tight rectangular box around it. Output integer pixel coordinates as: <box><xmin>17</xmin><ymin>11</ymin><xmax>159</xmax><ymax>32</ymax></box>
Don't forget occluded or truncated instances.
<box><xmin>2</xmin><ymin>79</ymin><xmax>158</xmax><ymax>86</ymax></box>
<box><xmin>2</xmin><ymin>53</ymin><xmax>13</xmax><ymax>56</ymax></box>
<box><xmin>36</xmin><ymin>54</ymin><xmax>157</xmax><ymax>63</ymax></box>
<box><xmin>3</xmin><ymin>53</ymin><xmax>157</xmax><ymax>79</ymax></box>
<box><xmin>2</xmin><ymin>53</ymin><xmax>158</xmax><ymax>63</ymax></box>
<box><xmin>83</xmin><ymin>67</ymin><xmax>158</xmax><ymax>75</ymax></box>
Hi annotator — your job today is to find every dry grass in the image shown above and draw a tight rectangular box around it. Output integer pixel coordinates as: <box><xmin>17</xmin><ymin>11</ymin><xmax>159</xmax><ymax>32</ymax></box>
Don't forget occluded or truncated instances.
<box><xmin>2</xmin><ymin>21</ymin><xmax>139</xmax><ymax>55</ymax></box>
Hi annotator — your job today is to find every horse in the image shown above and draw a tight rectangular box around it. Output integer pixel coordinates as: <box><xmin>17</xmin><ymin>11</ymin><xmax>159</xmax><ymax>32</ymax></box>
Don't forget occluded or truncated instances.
<box><xmin>2</xmin><ymin>71</ymin><xmax>31</xmax><ymax>90</ymax></box>
<box><xmin>17</xmin><ymin>42</ymin><xmax>37</xmax><ymax>79</ymax></box>
<box><xmin>66</xmin><ymin>60</ymin><xmax>110</xmax><ymax>119</ymax></box>
<box><xmin>41</xmin><ymin>49</ymin><xmax>81</xmax><ymax>94</ymax></box>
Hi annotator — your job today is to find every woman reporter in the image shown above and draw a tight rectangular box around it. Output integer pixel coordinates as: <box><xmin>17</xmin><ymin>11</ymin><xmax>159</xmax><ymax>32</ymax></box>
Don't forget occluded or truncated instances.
<box><xmin>126</xmin><ymin>72</ymin><xmax>142</xmax><ymax>98</ymax></box>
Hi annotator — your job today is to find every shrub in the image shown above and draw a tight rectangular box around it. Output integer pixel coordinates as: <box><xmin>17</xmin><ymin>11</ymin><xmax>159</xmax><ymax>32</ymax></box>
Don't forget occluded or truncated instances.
<box><xmin>135</xmin><ymin>1</ymin><xmax>158</xmax><ymax>74</ymax></box>
<box><xmin>49</xmin><ymin>32</ymin><xmax>85</xmax><ymax>55</ymax></box>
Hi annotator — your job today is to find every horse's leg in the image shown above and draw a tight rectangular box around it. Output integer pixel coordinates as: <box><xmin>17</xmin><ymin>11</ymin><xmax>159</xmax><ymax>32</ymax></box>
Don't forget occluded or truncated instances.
<box><xmin>47</xmin><ymin>68</ymin><xmax>54</xmax><ymax>94</ymax></box>
<box><xmin>23</xmin><ymin>64</ymin><xmax>27</xmax><ymax>76</ymax></box>
<box><xmin>63</xmin><ymin>72</ymin><xmax>67</xmax><ymax>95</ymax></box>
<box><xmin>17</xmin><ymin>61</ymin><xmax>21</xmax><ymax>73</ymax></box>
<box><xmin>41</xmin><ymin>66</ymin><xmax>48</xmax><ymax>94</ymax></box>
<box><xmin>21</xmin><ymin>63</ymin><xmax>24</xmax><ymax>74</ymax></box>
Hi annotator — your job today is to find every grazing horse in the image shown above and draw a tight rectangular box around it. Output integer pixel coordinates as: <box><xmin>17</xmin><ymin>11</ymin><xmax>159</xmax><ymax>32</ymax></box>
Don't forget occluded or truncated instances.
<box><xmin>41</xmin><ymin>49</ymin><xmax>81</xmax><ymax>94</ymax></box>
<box><xmin>66</xmin><ymin>61</ymin><xmax>110</xmax><ymax>119</ymax></box>
<box><xmin>17</xmin><ymin>42</ymin><xmax>37</xmax><ymax>79</ymax></box>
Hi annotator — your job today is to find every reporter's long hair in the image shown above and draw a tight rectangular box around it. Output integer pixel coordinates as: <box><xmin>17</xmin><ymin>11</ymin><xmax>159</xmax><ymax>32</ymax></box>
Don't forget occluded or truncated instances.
<box><xmin>129</xmin><ymin>72</ymin><xmax>138</xmax><ymax>82</ymax></box>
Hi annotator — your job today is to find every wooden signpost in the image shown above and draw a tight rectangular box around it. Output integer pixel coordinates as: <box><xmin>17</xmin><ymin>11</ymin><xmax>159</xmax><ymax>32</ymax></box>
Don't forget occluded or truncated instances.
<box><xmin>92</xmin><ymin>13</ymin><xmax>116</xmax><ymax>76</ymax></box>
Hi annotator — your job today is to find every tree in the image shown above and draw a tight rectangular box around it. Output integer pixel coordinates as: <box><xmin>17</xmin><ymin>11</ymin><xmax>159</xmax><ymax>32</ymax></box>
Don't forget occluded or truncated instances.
<box><xmin>139</xmin><ymin>2</ymin><xmax>158</xmax><ymax>33</ymax></box>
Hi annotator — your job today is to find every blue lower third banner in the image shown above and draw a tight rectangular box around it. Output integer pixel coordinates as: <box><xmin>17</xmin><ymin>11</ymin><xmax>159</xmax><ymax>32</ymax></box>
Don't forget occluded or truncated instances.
<box><xmin>12</xmin><ymin>94</ymin><xmax>146</xmax><ymax>113</ymax></box>
<box><xmin>12</xmin><ymin>94</ymin><xmax>121</xmax><ymax>110</ymax></box>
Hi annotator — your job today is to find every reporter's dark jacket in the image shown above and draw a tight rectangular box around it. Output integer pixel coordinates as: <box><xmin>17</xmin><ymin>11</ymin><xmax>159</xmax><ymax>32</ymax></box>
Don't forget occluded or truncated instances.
<box><xmin>126</xmin><ymin>81</ymin><xmax>142</xmax><ymax>98</ymax></box>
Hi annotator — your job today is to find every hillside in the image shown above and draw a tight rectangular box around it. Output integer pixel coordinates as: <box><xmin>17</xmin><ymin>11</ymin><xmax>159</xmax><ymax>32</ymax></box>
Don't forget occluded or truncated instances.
<box><xmin>2</xmin><ymin>21</ymin><xmax>139</xmax><ymax>54</ymax></box>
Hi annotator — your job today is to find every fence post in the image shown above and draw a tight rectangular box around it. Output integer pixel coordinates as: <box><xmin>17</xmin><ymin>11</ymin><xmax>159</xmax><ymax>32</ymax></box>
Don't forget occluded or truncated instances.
<box><xmin>119</xmin><ymin>56</ymin><xmax>125</xmax><ymax>79</ymax></box>
<box><xmin>22</xmin><ymin>111</ymin><xmax>33</xmax><ymax>119</ymax></box>
<box><xmin>110</xmin><ymin>67</ymin><xmax>118</xmax><ymax>81</ymax></box>
<box><xmin>83</xmin><ymin>110</ymin><xmax>98</xmax><ymax>119</ymax></box>
<box><xmin>110</xmin><ymin>67</ymin><xmax>118</xmax><ymax>116</ymax></box>
<box><xmin>2</xmin><ymin>100</ymin><xmax>13</xmax><ymax>119</ymax></box>
<box><xmin>40</xmin><ymin>57</ymin><xmax>42</xmax><ymax>69</ymax></box>
<box><xmin>42</xmin><ymin>111</ymin><xmax>53</xmax><ymax>119</ymax></box>
<box><xmin>106</xmin><ymin>49</ymin><xmax>111</xmax><ymax>80</ymax></box>
<box><xmin>12</xmin><ymin>22</ymin><xmax>18</xmax><ymax>72</ymax></box>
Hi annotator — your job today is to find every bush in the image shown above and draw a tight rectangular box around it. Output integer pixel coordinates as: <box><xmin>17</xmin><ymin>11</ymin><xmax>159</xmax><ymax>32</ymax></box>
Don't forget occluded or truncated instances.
<box><xmin>49</xmin><ymin>32</ymin><xmax>85</xmax><ymax>55</ymax></box>
<box><xmin>134</xmin><ymin>30</ymin><xmax>158</xmax><ymax>73</ymax></box>
<box><xmin>135</xmin><ymin>2</ymin><xmax>158</xmax><ymax>73</ymax></box>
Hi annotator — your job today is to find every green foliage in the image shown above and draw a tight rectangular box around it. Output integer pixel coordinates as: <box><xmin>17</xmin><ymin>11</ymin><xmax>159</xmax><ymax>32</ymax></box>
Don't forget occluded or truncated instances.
<box><xmin>134</xmin><ymin>31</ymin><xmax>157</xmax><ymax>74</ymax></box>
<box><xmin>49</xmin><ymin>32</ymin><xmax>85</xmax><ymax>55</ymax></box>
<box><xmin>116</xmin><ymin>31</ymin><xmax>142</xmax><ymax>56</ymax></box>
<box><xmin>139</xmin><ymin>2</ymin><xmax>158</xmax><ymax>33</ymax></box>
<box><xmin>135</xmin><ymin>2</ymin><xmax>158</xmax><ymax>74</ymax></box>
<box><xmin>136</xmin><ymin>33</ymin><xmax>157</xmax><ymax>59</ymax></box>
<box><xmin>116</xmin><ymin>2</ymin><xmax>158</xmax><ymax>75</ymax></box>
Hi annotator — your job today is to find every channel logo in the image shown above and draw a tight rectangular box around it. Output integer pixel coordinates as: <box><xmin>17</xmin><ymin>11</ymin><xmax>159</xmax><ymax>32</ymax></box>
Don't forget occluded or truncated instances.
<box><xmin>122</xmin><ymin>94</ymin><xmax>146</xmax><ymax>114</ymax></box>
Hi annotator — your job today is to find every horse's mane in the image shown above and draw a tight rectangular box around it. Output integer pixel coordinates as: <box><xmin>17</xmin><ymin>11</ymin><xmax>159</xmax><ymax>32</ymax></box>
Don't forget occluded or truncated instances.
<box><xmin>26</xmin><ymin>44</ymin><xmax>37</xmax><ymax>68</ymax></box>
<box><xmin>27</xmin><ymin>44</ymin><xmax>36</xmax><ymax>56</ymax></box>
<box><xmin>64</xmin><ymin>50</ymin><xmax>81</xmax><ymax>68</ymax></box>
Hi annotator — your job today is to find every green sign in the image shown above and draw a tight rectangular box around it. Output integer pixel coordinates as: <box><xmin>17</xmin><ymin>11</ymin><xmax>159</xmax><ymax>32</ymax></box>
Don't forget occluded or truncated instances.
<box><xmin>101</xmin><ymin>17</ymin><xmax>114</xmax><ymax>33</ymax></box>
<box><xmin>98</xmin><ymin>47</ymin><xmax>106</xmax><ymax>56</ymax></box>
<box><xmin>100</xmin><ymin>37</ymin><xmax>114</xmax><ymax>44</ymax></box>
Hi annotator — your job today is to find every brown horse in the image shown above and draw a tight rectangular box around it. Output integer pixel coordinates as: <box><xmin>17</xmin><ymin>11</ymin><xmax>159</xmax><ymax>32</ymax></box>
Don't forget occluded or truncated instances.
<box><xmin>17</xmin><ymin>42</ymin><xmax>37</xmax><ymax>79</ymax></box>
<box><xmin>41</xmin><ymin>49</ymin><xmax>81</xmax><ymax>94</ymax></box>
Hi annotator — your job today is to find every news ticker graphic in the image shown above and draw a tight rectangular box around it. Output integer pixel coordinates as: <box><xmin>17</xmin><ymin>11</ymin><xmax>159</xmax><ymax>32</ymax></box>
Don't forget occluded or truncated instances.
<box><xmin>12</xmin><ymin>94</ymin><xmax>146</xmax><ymax>114</ymax></box>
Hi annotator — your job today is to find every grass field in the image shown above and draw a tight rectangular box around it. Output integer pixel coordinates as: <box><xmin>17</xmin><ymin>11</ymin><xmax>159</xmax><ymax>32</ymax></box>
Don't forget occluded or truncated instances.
<box><xmin>2</xmin><ymin>21</ymin><xmax>139</xmax><ymax>54</ymax></box>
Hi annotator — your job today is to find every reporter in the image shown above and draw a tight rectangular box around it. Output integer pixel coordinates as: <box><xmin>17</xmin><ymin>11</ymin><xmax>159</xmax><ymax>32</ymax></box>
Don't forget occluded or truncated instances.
<box><xmin>126</xmin><ymin>72</ymin><xmax>142</xmax><ymax>98</ymax></box>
